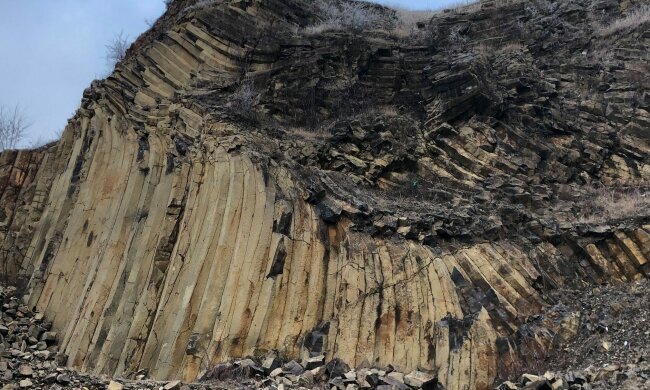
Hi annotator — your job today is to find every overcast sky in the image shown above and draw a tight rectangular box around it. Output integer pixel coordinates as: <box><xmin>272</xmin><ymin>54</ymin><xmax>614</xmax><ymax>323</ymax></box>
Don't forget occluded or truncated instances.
<box><xmin>0</xmin><ymin>0</ymin><xmax>464</xmax><ymax>147</ymax></box>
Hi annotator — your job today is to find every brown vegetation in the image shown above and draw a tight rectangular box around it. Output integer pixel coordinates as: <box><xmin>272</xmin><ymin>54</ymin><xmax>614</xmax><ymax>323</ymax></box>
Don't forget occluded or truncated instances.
<box><xmin>0</xmin><ymin>105</ymin><xmax>30</xmax><ymax>151</ymax></box>
<box><xmin>305</xmin><ymin>0</ymin><xmax>385</xmax><ymax>35</ymax></box>
<box><xmin>577</xmin><ymin>185</ymin><xmax>650</xmax><ymax>224</ymax></box>
<box><xmin>597</xmin><ymin>4</ymin><xmax>650</xmax><ymax>36</ymax></box>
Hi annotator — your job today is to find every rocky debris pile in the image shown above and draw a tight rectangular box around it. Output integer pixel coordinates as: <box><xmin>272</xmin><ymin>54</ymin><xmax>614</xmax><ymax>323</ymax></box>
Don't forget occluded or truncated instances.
<box><xmin>548</xmin><ymin>280</ymin><xmax>650</xmax><ymax>370</ymax></box>
<box><xmin>0</xmin><ymin>285</ymin><xmax>77</xmax><ymax>389</ymax></box>
<box><xmin>0</xmin><ymin>286</ymin><xmax>191</xmax><ymax>390</ymax></box>
<box><xmin>0</xmin><ymin>285</ymin><xmax>138</xmax><ymax>390</ymax></box>
<box><xmin>0</xmin><ymin>284</ymin><xmax>443</xmax><ymax>390</ymax></box>
<box><xmin>199</xmin><ymin>356</ymin><xmax>444</xmax><ymax>390</ymax></box>
<box><xmin>497</xmin><ymin>363</ymin><xmax>650</xmax><ymax>390</ymax></box>
<box><xmin>498</xmin><ymin>280</ymin><xmax>650</xmax><ymax>390</ymax></box>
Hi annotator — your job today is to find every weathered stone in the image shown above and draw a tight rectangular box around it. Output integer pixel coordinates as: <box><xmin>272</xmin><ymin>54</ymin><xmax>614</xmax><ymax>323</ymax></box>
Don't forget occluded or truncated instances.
<box><xmin>497</xmin><ymin>381</ymin><xmax>518</xmax><ymax>390</ymax></box>
<box><xmin>304</xmin><ymin>355</ymin><xmax>325</xmax><ymax>370</ymax></box>
<box><xmin>40</xmin><ymin>332</ymin><xmax>56</xmax><ymax>344</ymax></box>
<box><xmin>522</xmin><ymin>374</ymin><xmax>542</xmax><ymax>384</ymax></box>
<box><xmin>299</xmin><ymin>370</ymin><xmax>314</xmax><ymax>386</ymax></box>
<box><xmin>163</xmin><ymin>380</ymin><xmax>181</xmax><ymax>390</ymax></box>
<box><xmin>365</xmin><ymin>373</ymin><xmax>380</xmax><ymax>388</ymax></box>
<box><xmin>262</xmin><ymin>357</ymin><xmax>282</xmax><ymax>374</ymax></box>
<box><xmin>565</xmin><ymin>371</ymin><xmax>587</xmax><ymax>385</ymax></box>
<box><xmin>326</xmin><ymin>358</ymin><xmax>350</xmax><ymax>379</ymax></box>
<box><xmin>34</xmin><ymin>350</ymin><xmax>50</xmax><ymax>360</ymax></box>
<box><xmin>56</xmin><ymin>373</ymin><xmax>71</xmax><ymax>384</ymax></box>
<box><xmin>269</xmin><ymin>368</ymin><xmax>284</xmax><ymax>378</ymax></box>
<box><xmin>43</xmin><ymin>373</ymin><xmax>58</xmax><ymax>383</ymax></box>
<box><xmin>379</xmin><ymin>375</ymin><xmax>409</xmax><ymax>390</ymax></box>
<box><xmin>237</xmin><ymin>359</ymin><xmax>256</xmax><ymax>368</ymax></box>
<box><xmin>106</xmin><ymin>381</ymin><xmax>123</xmax><ymax>390</ymax></box>
<box><xmin>27</xmin><ymin>325</ymin><xmax>42</xmax><ymax>340</ymax></box>
<box><xmin>329</xmin><ymin>377</ymin><xmax>345</xmax><ymax>388</ymax></box>
<box><xmin>18</xmin><ymin>365</ymin><xmax>33</xmax><ymax>377</ymax></box>
<box><xmin>404</xmin><ymin>370</ymin><xmax>435</xmax><ymax>388</ymax></box>
<box><xmin>282</xmin><ymin>360</ymin><xmax>304</xmax><ymax>376</ymax></box>
<box><xmin>309</xmin><ymin>365</ymin><xmax>327</xmax><ymax>378</ymax></box>
<box><xmin>386</xmin><ymin>371</ymin><xmax>404</xmax><ymax>383</ymax></box>
<box><xmin>551</xmin><ymin>378</ymin><xmax>565</xmax><ymax>390</ymax></box>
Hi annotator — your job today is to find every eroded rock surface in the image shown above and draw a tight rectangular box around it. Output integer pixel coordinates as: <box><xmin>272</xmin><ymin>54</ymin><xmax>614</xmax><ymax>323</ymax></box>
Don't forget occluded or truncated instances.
<box><xmin>0</xmin><ymin>0</ymin><xmax>649</xmax><ymax>389</ymax></box>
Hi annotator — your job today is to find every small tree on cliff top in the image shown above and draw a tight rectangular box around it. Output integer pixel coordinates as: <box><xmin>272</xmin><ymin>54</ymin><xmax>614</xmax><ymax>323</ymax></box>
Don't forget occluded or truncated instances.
<box><xmin>105</xmin><ymin>31</ymin><xmax>130</xmax><ymax>69</ymax></box>
<box><xmin>0</xmin><ymin>105</ymin><xmax>30</xmax><ymax>151</ymax></box>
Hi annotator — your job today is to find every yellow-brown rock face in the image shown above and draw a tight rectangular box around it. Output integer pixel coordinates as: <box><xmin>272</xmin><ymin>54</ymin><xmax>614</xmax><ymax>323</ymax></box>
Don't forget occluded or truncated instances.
<box><xmin>0</xmin><ymin>0</ymin><xmax>649</xmax><ymax>388</ymax></box>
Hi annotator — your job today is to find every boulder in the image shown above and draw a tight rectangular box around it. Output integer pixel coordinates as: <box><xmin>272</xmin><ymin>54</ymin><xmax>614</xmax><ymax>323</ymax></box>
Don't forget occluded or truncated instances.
<box><xmin>404</xmin><ymin>370</ymin><xmax>435</xmax><ymax>388</ymax></box>
<box><xmin>304</xmin><ymin>355</ymin><xmax>325</xmax><ymax>370</ymax></box>
<box><xmin>326</xmin><ymin>358</ymin><xmax>351</xmax><ymax>378</ymax></box>
<box><xmin>18</xmin><ymin>365</ymin><xmax>33</xmax><ymax>377</ymax></box>
<box><xmin>379</xmin><ymin>375</ymin><xmax>409</xmax><ymax>390</ymax></box>
<box><xmin>56</xmin><ymin>373</ymin><xmax>72</xmax><ymax>384</ymax></box>
<box><xmin>262</xmin><ymin>356</ymin><xmax>282</xmax><ymax>374</ymax></box>
<box><xmin>106</xmin><ymin>381</ymin><xmax>123</xmax><ymax>390</ymax></box>
<box><xmin>282</xmin><ymin>360</ymin><xmax>304</xmax><ymax>376</ymax></box>
<box><xmin>163</xmin><ymin>380</ymin><xmax>182</xmax><ymax>390</ymax></box>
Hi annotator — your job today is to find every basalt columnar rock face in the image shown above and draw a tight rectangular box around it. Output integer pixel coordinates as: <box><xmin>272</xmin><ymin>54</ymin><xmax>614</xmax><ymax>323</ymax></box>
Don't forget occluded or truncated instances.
<box><xmin>0</xmin><ymin>0</ymin><xmax>649</xmax><ymax>388</ymax></box>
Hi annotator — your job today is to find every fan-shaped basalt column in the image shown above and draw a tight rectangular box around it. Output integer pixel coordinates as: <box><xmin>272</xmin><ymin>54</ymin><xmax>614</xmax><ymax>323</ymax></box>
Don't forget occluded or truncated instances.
<box><xmin>11</xmin><ymin>103</ymin><xmax>648</xmax><ymax>388</ymax></box>
<box><xmin>0</xmin><ymin>0</ymin><xmax>649</xmax><ymax>389</ymax></box>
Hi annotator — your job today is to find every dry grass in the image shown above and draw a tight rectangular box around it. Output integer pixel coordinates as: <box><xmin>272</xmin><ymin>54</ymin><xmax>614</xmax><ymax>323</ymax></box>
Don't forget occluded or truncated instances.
<box><xmin>577</xmin><ymin>185</ymin><xmax>650</xmax><ymax>224</ymax></box>
<box><xmin>597</xmin><ymin>5</ymin><xmax>650</xmax><ymax>37</ymax></box>
<box><xmin>306</xmin><ymin>1</ymin><xmax>436</xmax><ymax>39</ymax></box>
<box><xmin>360</xmin><ymin>105</ymin><xmax>400</xmax><ymax>117</ymax></box>
<box><xmin>228</xmin><ymin>82</ymin><xmax>260</xmax><ymax>113</ymax></box>
<box><xmin>443</xmin><ymin>0</ymin><xmax>481</xmax><ymax>13</ymax></box>
<box><xmin>471</xmin><ymin>41</ymin><xmax>525</xmax><ymax>61</ymax></box>
<box><xmin>305</xmin><ymin>0</ymin><xmax>384</xmax><ymax>35</ymax></box>
<box><xmin>184</xmin><ymin>0</ymin><xmax>222</xmax><ymax>13</ymax></box>
<box><xmin>385</xmin><ymin>6</ymin><xmax>435</xmax><ymax>40</ymax></box>
<box><xmin>496</xmin><ymin>42</ymin><xmax>525</xmax><ymax>53</ymax></box>
<box><xmin>286</xmin><ymin>105</ymin><xmax>399</xmax><ymax>140</ymax></box>
<box><xmin>286</xmin><ymin>126</ymin><xmax>331</xmax><ymax>140</ymax></box>
<box><xmin>445</xmin><ymin>0</ymin><xmax>551</xmax><ymax>15</ymax></box>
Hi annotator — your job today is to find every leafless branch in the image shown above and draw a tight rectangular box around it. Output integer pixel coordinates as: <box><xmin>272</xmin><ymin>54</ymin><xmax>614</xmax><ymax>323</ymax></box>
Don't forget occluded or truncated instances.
<box><xmin>105</xmin><ymin>31</ymin><xmax>130</xmax><ymax>68</ymax></box>
<box><xmin>0</xmin><ymin>105</ymin><xmax>30</xmax><ymax>151</ymax></box>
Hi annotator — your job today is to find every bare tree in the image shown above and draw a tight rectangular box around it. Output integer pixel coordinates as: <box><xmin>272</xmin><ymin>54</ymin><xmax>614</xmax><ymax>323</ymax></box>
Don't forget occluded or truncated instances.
<box><xmin>0</xmin><ymin>105</ymin><xmax>30</xmax><ymax>151</ymax></box>
<box><xmin>105</xmin><ymin>31</ymin><xmax>130</xmax><ymax>68</ymax></box>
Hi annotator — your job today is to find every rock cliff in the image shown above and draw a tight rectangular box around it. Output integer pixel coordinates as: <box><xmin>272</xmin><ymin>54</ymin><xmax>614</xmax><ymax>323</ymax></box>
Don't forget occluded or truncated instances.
<box><xmin>0</xmin><ymin>0</ymin><xmax>649</xmax><ymax>388</ymax></box>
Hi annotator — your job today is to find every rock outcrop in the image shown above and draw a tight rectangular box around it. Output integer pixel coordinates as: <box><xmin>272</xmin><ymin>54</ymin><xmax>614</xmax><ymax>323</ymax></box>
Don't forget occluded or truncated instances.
<box><xmin>0</xmin><ymin>0</ymin><xmax>649</xmax><ymax>388</ymax></box>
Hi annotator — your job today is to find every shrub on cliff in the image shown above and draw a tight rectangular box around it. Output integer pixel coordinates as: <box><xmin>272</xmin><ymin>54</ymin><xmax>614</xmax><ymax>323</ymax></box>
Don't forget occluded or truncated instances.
<box><xmin>0</xmin><ymin>105</ymin><xmax>30</xmax><ymax>151</ymax></box>
<box><xmin>105</xmin><ymin>31</ymin><xmax>130</xmax><ymax>69</ymax></box>
<box><xmin>306</xmin><ymin>0</ymin><xmax>383</xmax><ymax>34</ymax></box>
<box><xmin>597</xmin><ymin>4</ymin><xmax>650</xmax><ymax>36</ymax></box>
<box><xmin>225</xmin><ymin>81</ymin><xmax>262</xmax><ymax>122</ymax></box>
<box><xmin>389</xmin><ymin>7</ymin><xmax>435</xmax><ymax>43</ymax></box>
<box><xmin>578</xmin><ymin>185</ymin><xmax>650</xmax><ymax>224</ymax></box>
